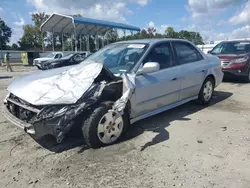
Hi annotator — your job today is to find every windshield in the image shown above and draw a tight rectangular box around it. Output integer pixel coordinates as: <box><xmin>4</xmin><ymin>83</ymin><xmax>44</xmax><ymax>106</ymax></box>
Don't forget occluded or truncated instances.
<box><xmin>83</xmin><ymin>43</ymin><xmax>147</xmax><ymax>74</ymax></box>
<box><xmin>46</xmin><ymin>53</ymin><xmax>56</xmax><ymax>58</ymax></box>
<box><xmin>211</xmin><ymin>41</ymin><xmax>250</xmax><ymax>55</ymax></box>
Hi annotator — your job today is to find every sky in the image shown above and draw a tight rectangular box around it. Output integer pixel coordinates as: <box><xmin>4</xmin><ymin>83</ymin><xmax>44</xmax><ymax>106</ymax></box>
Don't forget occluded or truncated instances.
<box><xmin>1</xmin><ymin>0</ymin><xmax>250</xmax><ymax>44</ymax></box>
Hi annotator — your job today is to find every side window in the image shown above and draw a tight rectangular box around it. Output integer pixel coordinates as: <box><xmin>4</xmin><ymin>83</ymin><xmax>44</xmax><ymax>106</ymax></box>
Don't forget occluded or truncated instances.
<box><xmin>143</xmin><ymin>43</ymin><xmax>173</xmax><ymax>70</ymax></box>
<box><xmin>73</xmin><ymin>54</ymin><xmax>85</xmax><ymax>62</ymax></box>
<box><xmin>55</xmin><ymin>53</ymin><xmax>62</xmax><ymax>59</ymax></box>
<box><xmin>173</xmin><ymin>42</ymin><xmax>203</xmax><ymax>65</ymax></box>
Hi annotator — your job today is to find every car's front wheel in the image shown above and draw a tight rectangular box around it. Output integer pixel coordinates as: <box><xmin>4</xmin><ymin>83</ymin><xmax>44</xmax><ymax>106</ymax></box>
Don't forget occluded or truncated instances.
<box><xmin>243</xmin><ymin>69</ymin><xmax>250</xmax><ymax>83</ymax></box>
<box><xmin>198</xmin><ymin>77</ymin><xmax>215</xmax><ymax>105</ymax></box>
<box><xmin>82</xmin><ymin>102</ymin><xmax>127</xmax><ymax>148</ymax></box>
<box><xmin>36</xmin><ymin>65</ymin><xmax>41</xmax><ymax>70</ymax></box>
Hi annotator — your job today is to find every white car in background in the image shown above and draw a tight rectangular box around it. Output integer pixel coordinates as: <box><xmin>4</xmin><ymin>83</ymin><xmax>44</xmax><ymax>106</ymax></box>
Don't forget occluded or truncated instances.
<box><xmin>33</xmin><ymin>52</ymin><xmax>64</xmax><ymax>65</ymax></box>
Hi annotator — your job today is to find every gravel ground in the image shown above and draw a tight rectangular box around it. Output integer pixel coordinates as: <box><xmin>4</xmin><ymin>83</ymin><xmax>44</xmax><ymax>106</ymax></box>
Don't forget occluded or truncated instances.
<box><xmin>0</xmin><ymin>66</ymin><xmax>250</xmax><ymax>188</ymax></box>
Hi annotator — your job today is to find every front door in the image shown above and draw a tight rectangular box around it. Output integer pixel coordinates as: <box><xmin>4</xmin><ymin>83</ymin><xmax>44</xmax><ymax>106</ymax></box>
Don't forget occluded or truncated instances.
<box><xmin>132</xmin><ymin>42</ymin><xmax>181</xmax><ymax>118</ymax></box>
<box><xmin>172</xmin><ymin>41</ymin><xmax>207</xmax><ymax>100</ymax></box>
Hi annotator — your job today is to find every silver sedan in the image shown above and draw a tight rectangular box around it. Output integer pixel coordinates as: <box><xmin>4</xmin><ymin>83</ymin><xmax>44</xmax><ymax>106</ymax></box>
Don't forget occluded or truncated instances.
<box><xmin>3</xmin><ymin>39</ymin><xmax>223</xmax><ymax>148</ymax></box>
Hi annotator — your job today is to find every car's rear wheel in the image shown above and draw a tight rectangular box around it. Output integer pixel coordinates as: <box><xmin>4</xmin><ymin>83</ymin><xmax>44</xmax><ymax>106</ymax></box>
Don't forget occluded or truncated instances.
<box><xmin>82</xmin><ymin>102</ymin><xmax>127</xmax><ymax>148</ymax></box>
<box><xmin>198</xmin><ymin>77</ymin><xmax>214</xmax><ymax>105</ymax></box>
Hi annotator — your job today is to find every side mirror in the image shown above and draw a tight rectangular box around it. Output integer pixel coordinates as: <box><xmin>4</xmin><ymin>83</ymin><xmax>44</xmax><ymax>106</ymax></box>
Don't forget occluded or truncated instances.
<box><xmin>137</xmin><ymin>62</ymin><xmax>160</xmax><ymax>75</ymax></box>
<box><xmin>207</xmin><ymin>50</ymin><xmax>211</xmax><ymax>54</ymax></box>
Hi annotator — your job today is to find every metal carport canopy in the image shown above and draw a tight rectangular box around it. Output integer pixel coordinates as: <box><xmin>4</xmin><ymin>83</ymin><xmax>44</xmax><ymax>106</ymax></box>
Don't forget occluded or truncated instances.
<box><xmin>40</xmin><ymin>13</ymin><xmax>141</xmax><ymax>35</ymax></box>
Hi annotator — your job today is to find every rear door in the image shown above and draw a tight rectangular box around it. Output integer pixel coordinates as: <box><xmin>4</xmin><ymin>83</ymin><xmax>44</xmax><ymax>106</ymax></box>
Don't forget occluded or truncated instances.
<box><xmin>133</xmin><ymin>42</ymin><xmax>181</xmax><ymax>118</ymax></box>
<box><xmin>172</xmin><ymin>41</ymin><xmax>207</xmax><ymax>101</ymax></box>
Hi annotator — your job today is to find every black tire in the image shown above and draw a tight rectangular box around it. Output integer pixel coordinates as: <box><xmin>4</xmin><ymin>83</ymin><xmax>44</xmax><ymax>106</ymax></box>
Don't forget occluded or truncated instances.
<box><xmin>198</xmin><ymin>77</ymin><xmax>215</xmax><ymax>105</ymax></box>
<box><xmin>82</xmin><ymin>101</ymin><xmax>128</xmax><ymax>149</ymax></box>
<box><xmin>36</xmin><ymin>65</ymin><xmax>41</xmax><ymax>70</ymax></box>
<box><xmin>243</xmin><ymin>69</ymin><xmax>250</xmax><ymax>83</ymax></box>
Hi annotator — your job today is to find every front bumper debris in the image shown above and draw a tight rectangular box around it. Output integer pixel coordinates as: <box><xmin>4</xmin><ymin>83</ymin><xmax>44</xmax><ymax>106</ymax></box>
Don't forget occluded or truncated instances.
<box><xmin>3</xmin><ymin>67</ymin><xmax>134</xmax><ymax>143</ymax></box>
<box><xmin>3</xmin><ymin>95</ymin><xmax>59</xmax><ymax>138</ymax></box>
<box><xmin>2</xmin><ymin>105</ymin><xmax>35</xmax><ymax>135</ymax></box>
<box><xmin>222</xmin><ymin>69</ymin><xmax>248</xmax><ymax>77</ymax></box>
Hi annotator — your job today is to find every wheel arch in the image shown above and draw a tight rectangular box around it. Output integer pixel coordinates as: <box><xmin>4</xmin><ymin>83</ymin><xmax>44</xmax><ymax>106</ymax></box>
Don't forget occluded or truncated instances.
<box><xmin>206</xmin><ymin>74</ymin><xmax>215</xmax><ymax>85</ymax></box>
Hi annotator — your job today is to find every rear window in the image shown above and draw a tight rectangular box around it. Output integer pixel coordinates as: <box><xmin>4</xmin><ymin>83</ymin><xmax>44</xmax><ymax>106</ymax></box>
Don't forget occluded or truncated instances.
<box><xmin>211</xmin><ymin>41</ymin><xmax>250</xmax><ymax>54</ymax></box>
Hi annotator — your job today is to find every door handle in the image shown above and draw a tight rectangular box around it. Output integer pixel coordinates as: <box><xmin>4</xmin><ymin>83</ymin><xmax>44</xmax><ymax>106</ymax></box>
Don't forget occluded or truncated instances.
<box><xmin>171</xmin><ymin>77</ymin><xmax>177</xmax><ymax>81</ymax></box>
<box><xmin>196</xmin><ymin>70</ymin><xmax>206</xmax><ymax>73</ymax></box>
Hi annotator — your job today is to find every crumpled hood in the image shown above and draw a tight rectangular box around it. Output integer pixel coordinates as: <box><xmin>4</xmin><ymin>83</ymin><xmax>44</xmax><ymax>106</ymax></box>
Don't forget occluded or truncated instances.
<box><xmin>7</xmin><ymin>62</ymin><xmax>103</xmax><ymax>106</ymax></box>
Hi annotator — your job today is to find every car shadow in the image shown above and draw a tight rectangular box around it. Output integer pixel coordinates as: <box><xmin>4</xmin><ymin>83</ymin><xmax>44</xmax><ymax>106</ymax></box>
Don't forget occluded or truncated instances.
<box><xmin>32</xmin><ymin>90</ymin><xmax>232</xmax><ymax>153</ymax></box>
<box><xmin>30</xmin><ymin>129</ymin><xmax>88</xmax><ymax>153</ymax></box>
<box><xmin>223</xmin><ymin>77</ymin><xmax>248</xmax><ymax>85</ymax></box>
<box><xmin>121</xmin><ymin>90</ymin><xmax>233</xmax><ymax>151</ymax></box>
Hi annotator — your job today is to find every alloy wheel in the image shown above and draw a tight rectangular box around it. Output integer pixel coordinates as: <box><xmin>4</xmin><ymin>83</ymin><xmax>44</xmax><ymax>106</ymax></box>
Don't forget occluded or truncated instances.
<box><xmin>97</xmin><ymin>111</ymin><xmax>124</xmax><ymax>144</ymax></box>
<box><xmin>203</xmin><ymin>80</ymin><xmax>213</xmax><ymax>102</ymax></box>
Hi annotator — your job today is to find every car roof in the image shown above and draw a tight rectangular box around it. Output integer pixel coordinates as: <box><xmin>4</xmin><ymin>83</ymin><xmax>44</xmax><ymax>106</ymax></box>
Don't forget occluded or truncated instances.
<box><xmin>116</xmin><ymin>38</ymin><xmax>191</xmax><ymax>45</ymax></box>
<box><xmin>220</xmin><ymin>40</ymin><xmax>250</xmax><ymax>43</ymax></box>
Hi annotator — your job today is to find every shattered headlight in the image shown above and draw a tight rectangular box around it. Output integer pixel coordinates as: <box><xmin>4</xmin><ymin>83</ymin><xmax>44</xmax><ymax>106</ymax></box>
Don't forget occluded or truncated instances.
<box><xmin>36</xmin><ymin>106</ymin><xmax>69</xmax><ymax>120</ymax></box>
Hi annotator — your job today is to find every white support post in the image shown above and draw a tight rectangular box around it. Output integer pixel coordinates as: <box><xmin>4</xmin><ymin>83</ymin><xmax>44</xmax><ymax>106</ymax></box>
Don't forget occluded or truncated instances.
<box><xmin>80</xmin><ymin>34</ymin><xmax>82</xmax><ymax>51</ymax></box>
<box><xmin>61</xmin><ymin>32</ymin><xmax>64</xmax><ymax>51</ymax></box>
<box><xmin>102</xmin><ymin>36</ymin><xmax>104</xmax><ymax>48</ymax></box>
<box><xmin>115</xmin><ymin>29</ymin><xmax>118</xmax><ymax>41</ymax></box>
<box><xmin>41</xmin><ymin>31</ymin><xmax>44</xmax><ymax>52</ymax></box>
<box><xmin>73</xmin><ymin>24</ymin><xmax>77</xmax><ymax>52</ymax></box>
<box><xmin>95</xmin><ymin>33</ymin><xmax>98</xmax><ymax>51</ymax></box>
<box><xmin>104</xmin><ymin>29</ymin><xmax>110</xmax><ymax>45</ymax></box>
<box><xmin>97</xmin><ymin>35</ymin><xmax>99</xmax><ymax>50</ymax></box>
<box><xmin>52</xmin><ymin>30</ymin><xmax>54</xmax><ymax>51</ymax></box>
<box><xmin>71</xmin><ymin>34</ymin><xmax>73</xmax><ymax>51</ymax></box>
<box><xmin>87</xmin><ymin>35</ymin><xmax>90</xmax><ymax>52</ymax></box>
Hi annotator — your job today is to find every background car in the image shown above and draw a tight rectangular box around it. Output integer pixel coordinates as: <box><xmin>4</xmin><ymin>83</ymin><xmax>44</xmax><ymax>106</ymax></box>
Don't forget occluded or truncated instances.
<box><xmin>3</xmin><ymin>39</ymin><xmax>223</xmax><ymax>148</ymax></box>
<box><xmin>208</xmin><ymin>40</ymin><xmax>250</xmax><ymax>82</ymax></box>
<box><xmin>33</xmin><ymin>52</ymin><xmax>64</xmax><ymax>66</ymax></box>
<box><xmin>36</xmin><ymin>52</ymin><xmax>89</xmax><ymax>70</ymax></box>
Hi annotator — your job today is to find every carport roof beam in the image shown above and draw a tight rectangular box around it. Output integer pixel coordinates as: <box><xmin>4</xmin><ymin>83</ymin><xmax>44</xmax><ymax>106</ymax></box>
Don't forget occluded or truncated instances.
<box><xmin>40</xmin><ymin>13</ymin><xmax>140</xmax><ymax>36</ymax></box>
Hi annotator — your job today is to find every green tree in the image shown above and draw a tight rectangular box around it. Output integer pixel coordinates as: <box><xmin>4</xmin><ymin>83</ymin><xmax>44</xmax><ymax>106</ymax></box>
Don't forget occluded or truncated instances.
<box><xmin>11</xmin><ymin>43</ymin><xmax>19</xmax><ymax>50</ymax></box>
<box><xmin>147</xmin><ymin>27</ymin><xmax>156</xmax><ymax>38</ymax></box>
<box><xmin>31</xmin><ymin>12</ymin><xmax>49</xmax><ymax>28</ymax></box>
<box><xmin>105</xmin><ymin>29</ymin><xmax>118</xmax><ymax>43</ymax></box>
<box><xmin>189</xmin><ymin>32</ymin><xmax>204</xmax><ymax>45</ymax></box>
<box><xmin>178</xmin><ymin>30</ymin><xmax>191</xmax><ymax>40</ymax></box>
<box><xmin>19</xmin><ymin>12</ymin><xmax>50</xmax><ymax>50</ymax></box>
<box><xmin>0</xmin><ymin>18</ymin><xmax>12</xmax><ymax>50</ymax></box>
<box><xmin>178</xmin><ymin>30</ymin><xmax>204</xmax><ymax>45</ymax></box>
<box><xmin>72</xmin><ymin>14</ymin><xmax>82</xmax><ymax>17</ymax></box>
<box><xmin>140</xmin><ymin>29</ymin><xmax>148</xmax><ymax>38</ymax></box>
<box><xmin>165</xmin><ymin>27</ymin><xmax>179</xmax><ymax>38</ymax></box>
<box><xmin>18</xmin><ymin>25</ymin><xmax>41</xmax><ymax>49</ymax></box>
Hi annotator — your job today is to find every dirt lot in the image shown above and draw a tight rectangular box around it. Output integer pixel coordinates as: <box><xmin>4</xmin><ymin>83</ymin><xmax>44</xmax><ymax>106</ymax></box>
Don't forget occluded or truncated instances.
<box><xmin>1</xmin><ymin>66</ymin><xmax>250</xmax><ymax>188</ymax></box>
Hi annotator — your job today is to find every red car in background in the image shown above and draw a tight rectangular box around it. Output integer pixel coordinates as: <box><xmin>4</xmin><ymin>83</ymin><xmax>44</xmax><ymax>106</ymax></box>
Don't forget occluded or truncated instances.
<box><xmin>209</xmin><ymin>40</ymin><xmax>250</xmax><ymax>82</ymax></box>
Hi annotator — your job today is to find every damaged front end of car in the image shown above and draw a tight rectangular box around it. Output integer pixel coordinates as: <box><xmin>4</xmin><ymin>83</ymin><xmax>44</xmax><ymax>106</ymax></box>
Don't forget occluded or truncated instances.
<box><xmin>3</xmin><ymin>64</ymin><xmax>135</xmax><ymax>144</ymax></box>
